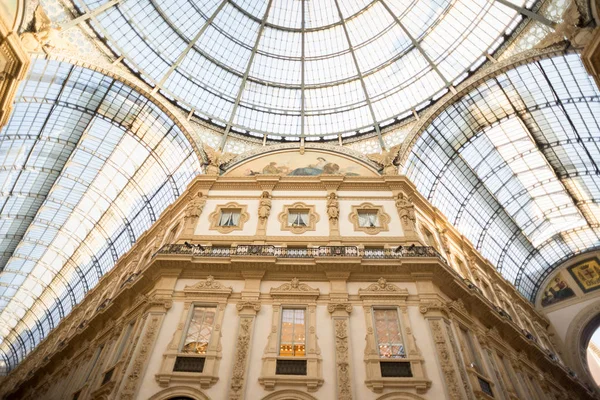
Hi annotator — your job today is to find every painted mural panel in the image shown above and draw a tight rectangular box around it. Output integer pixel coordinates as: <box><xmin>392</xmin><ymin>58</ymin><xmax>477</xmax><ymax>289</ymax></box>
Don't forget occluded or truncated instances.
<box><xmin>568</xmin><ymin>257</ymin><xmax>600</xmax><ymax>293</ymax></box>
<box><xmin>225</xmin><ymin>150</ymin><xmax>378</xmax><ymax>177</ymax></box>
<box><xmin>540</xmin><ymin>272</ymin><xmax>576</xmax><ymax>307</ymax></box>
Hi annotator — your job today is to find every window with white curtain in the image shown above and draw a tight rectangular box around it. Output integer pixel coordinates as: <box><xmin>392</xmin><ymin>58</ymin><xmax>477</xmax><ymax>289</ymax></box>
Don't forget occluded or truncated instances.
<box><xmin>358</xmin><ymin>210</ymin><xmax>380</xmax><ymax>228</ymax></box>
<box><xmin>288</xmin><ymin>210</ymin><xmax>309</xmax><ymax>227</ymax></box>
<box><xmin>218</xmin><ymin>209</ymin><xmax>241</xmax><ymax>227</ymax></box>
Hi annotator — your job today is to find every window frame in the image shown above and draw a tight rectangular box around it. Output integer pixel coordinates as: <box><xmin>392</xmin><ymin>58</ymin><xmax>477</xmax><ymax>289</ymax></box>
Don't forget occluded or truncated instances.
<box><xmin>208</xmin><ymin>202</ymin><xmax>249</xmax><ymax>233</ymax></box>
<box><xmin>372</xmin><ymin>307</ymin><xmax>407</xmax><ymax>359</ymax></box>
<box><xmin>259</xmin><ymin>279</ymin><xmax>323</xmax><ymax>392</ymax></box>
<box><xmin>349</xmin><ymin>203</ymin><xmax>390</xmax><ymax>235</ymax></box>
<box><xmin>156</xmin><ymin>276</ymin><xmax>232</xmax><ymax>389</ymax></box>
<box><xmin>278</xmin><ymin>307</ymin><xmax>307</xmax><ymax>358</ymax></box>
<box><xmin>358</xmin><ymin>278</ymin><xmax>430</xmax><ymax>393</ymax></box>
<box><xmin>278</xmin><ymin>202</ymin><xmax>319</xmax><ymax>234</ymax></box>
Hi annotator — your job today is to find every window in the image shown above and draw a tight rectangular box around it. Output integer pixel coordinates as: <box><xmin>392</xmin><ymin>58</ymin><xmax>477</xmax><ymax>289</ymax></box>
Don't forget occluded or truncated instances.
<box><xmin>113</xmin><ymin>322</ymin><xmax>134</xmax><ymax>363</ymax></box>
<box><xmin>422</xmin><ymin>228</ymin><xmax>436</xmax><ymax>248</ymax></box>
<box><xmin>279</xmin><ymin>309</ymin><xmax>306</xmax><ymax>357</ymax></box>
<box><xmin>460</xmin><ymin>327</ymin><xmax>483</xmax><ymax>374</ymax></box>
<box><xmin>209</xmin><ymin>202</ymin><xmax>249</xmax><ymax>233</ymax></box>
<box><xmin>359</xmin><ymin>210</ymin><xmax>380</xmax><ymax>227</ymax></box>
<box><xmin>358</xmin><ymin>278</ymin><xmax>429</xmax><ymax>391</ymax></box>
<box><xmin>350</xmin><ymin>203</ymin><xmax>390</xmax><ymax>234</ymax></box>
<box><xmin>218</xmin><ymin>209</ymin><xmax>241</xmax><ymax>227</ymax></box>
<box><xmin>156</xmin><ymin>276</ymin><xmax>232</xmax><ymax>389</ymax></box>
<box><xmin>373</xmin><ymin>309</ymin><xmax>405</xmax><ymax>358</ymax></box>
<box><xmin>288</xmin><ymin>210</ymin><xmax>309</xmax><ymax>227</ymax></box>
<box><xmin>165</xmin><ymin>223</ymin><xmax>180</xmax><ymax>243</ymax></box>
<box><xmin>182</xmin><ymin>306</ymin><xmax>216</xmax><ymax>354</ymax></box>
<box><xmin>279</xmin><ymin>202</ymin><xmax>319</xmax><ymax>234</ymax></box>
<box><xmin>259</xmin><ymin>279</ymin><xmax>323</xmax><ymax>391</ymax></box>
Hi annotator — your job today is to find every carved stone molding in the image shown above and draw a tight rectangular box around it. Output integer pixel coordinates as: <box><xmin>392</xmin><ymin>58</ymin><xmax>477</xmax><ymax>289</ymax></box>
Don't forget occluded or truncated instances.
<box><xmin>430</xmin><ymin>319</ymin><xmax>463</xmax><ymax>400</ymax></box>
<box><xmin>236</xmin><ymin>301</ymin><xmax>262</xmax><ymax>313</ymax></box>
<box><xmin>184</xmin><ymin>275</ymin><xmax>233</xmax><ymax>298</ymax></box>
<box><xmin>360</xmin><ymin>278</ymin><xmax>429</xmax><ymax>393</ymax></box>
<box><xmin>327</xmin><ymin>302</ymin><xmax>353</xmax><ymax>314</ymax></box>
<box><xmin>358</xmin><ymin>278</ymin><xmax>409</xmax><ymax>302</ymax></box>
<box><xmin>261</xmin><ymin>279</ymin><xmax>323</xmax><ymax>392</ymax></box>
<box><xmin>229</xmin><ymin>316</ymin><xmax>256</xmax><ymax>400</ymax></box>
<box><xmin>332</xmin><ymin>318</ymin><xmax>353</xmax><ymax>400</ymax></box>
<box><xmin>121</xmin><ymin>315</ymin><xmax>161</xmax><ymax>400</ymax></box>
<box><xmin>270</xmin><ymin>278</ymin><xmax>320</xmax><ymax>300</ymax></box>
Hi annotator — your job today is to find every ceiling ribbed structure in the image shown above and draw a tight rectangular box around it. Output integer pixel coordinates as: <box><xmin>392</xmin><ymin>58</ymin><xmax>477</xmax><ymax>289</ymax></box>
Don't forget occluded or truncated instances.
<box><xmin>404</xmin><ymin>53</ymin><xmax>600</xmax><ymax>300</ymax></box>
<box><xmin>0</xmin><ymin>57</ymin><xmax>201</xmax><ymax>373</ymax></box>
<box><xmin>75</xmin><ymin>0</ymin><xmax>533</xmax><ymax>140</ymax></box>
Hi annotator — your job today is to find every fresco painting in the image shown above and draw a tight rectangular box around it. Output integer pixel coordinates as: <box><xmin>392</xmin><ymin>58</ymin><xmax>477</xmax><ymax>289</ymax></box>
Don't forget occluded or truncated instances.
<box><xmin>226</xmin><ymin>151</ymin><xmax>378</xmax><ymax>177</ymax></box>
<box><xmin>540</xmin><ymin>272</ymin><xmax>576</xmax><ymax>307</ymax></box>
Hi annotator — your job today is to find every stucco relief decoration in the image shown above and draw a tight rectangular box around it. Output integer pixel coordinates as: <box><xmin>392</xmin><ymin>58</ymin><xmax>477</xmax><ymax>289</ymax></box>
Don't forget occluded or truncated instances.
<box><xmin>184</xmin><ymin>276</ymin><xmax>233</xmax><ymax>297</ymax></box>
<box><xmin>271</xmin><ymin>278</ymin><xmax>318</xmax><ymax>294</ymax></box>
<box><xmin>20</xmin><ymin>6</ymin><xmax>67</xmax><ymax>53</ymax></box>
<box><xmin>333</xmin><ymin>319</ymin><xmax>353</xmax><ymax>400</ymax></box>
<box><xmin>230</xmin><ymin>317</ymin><xmax>254</xmax><ymax>400</ymax></box>
<box><xmin>327</xmin><ymin>193</ymin><xmax>339</xmax><ymax>222</ymax></box>
<box><xmin>202</xmin><ymin>142</ymin><xmax>237</xmax><ymax>175</ymax></box>
<box><xmin>363</xmin><ymin>277</ymin><xmax>400</xmax><ymax>292</ymax></box>
<box><xmin>121</xmin><ymin>316</ymin><xmax>160</xmax><ymax>400</ymax></box>
<box><xmin>430</xmin><ymin>320</ymin><xmax>462</xmax><ymax>400</ymax></box>
<box><xmin>395</xmin><ymin>192</ymin><xmax>416</xmax><ymax>228</ymax></box>
<box><xmin>258</xmin><ymin>191</ymin><xmax>272</xmax><ymax>222</ymax></box>
<box><xmin>535</xmin><ymin>1</ymin><xmax>594</xmax><ymax>49</ymax></box>
<box><xmin>184</xmin><ymin>191</ymin><xmax>207</xmax><ymax>220</ymax></box>
<box><xmin>366</xmin><ymin>144</ymin><xmax>401</xmax><ymax>175</ymax></box>
<box><xmin>327</xmin><ymin>302</ymin><xmax>353</xmax><ymax>314</ymax></box>
<box><xmin>236</xmin><ymin>301</ymin><xmax>262</xmax><ymax>313</ymax></box>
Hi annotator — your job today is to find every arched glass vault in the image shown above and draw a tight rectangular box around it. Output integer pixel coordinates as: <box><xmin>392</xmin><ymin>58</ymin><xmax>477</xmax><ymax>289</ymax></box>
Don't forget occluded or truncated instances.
<box><xmin>74</xmin><ymin>0</ymin><xmax>537</xmax><ymax>140</ymax></box>
<box><xmin>0</xmin><ymin>57</ymin><xmax>202</xmax><ymax>373</ymax></box>
<box><xmin>404</xmin><ymin>53</ymin><xmax>600</xmax><ymax>300</ymax></box>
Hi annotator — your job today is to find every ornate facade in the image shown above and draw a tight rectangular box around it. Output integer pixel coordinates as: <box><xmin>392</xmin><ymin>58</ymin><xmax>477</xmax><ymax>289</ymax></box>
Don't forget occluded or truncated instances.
<box><xmin>0</xmin><ymin>150</ymin><xmax>594</xmax><ymax>400</ymax></box>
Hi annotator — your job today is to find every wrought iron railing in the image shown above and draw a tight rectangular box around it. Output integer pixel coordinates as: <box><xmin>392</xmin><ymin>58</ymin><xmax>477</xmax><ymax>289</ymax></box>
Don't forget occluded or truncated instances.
<box><xmin>156</xmin><ymin>244</ymin><xmax>441</xmax><ymax>259</ymax></box>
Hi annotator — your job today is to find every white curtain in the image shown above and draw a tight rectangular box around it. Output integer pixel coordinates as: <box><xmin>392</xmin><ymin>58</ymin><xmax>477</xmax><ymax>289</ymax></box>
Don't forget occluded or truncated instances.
<box><xmin>359</xmin><ymin>212</ymin><xmax>378</xmax><ymax>227</ymax></box>
<box><xmin>219</xmin><ymin>211</ymin><xmax>240</xmax><ymax>226</ymax></box>
<box><xmin>289</xmin><ymin>212</ymin><xmax>308</xmax><ymax>227</ymax></box>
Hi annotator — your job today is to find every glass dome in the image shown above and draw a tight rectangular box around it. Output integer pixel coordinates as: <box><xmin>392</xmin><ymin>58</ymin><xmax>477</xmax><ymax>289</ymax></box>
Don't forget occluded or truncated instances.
<box><xmin>76</xmin><ymin>0</ymin><xmax>530</xmax><ymax>139</ymax></box>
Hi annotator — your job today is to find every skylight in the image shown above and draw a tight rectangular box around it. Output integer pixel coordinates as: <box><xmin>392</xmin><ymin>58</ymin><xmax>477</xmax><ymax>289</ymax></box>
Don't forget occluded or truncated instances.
<box><xmin>75</xmin><ymin>0</ymin><xmax>529</xmax><ymax>139</ymax></box>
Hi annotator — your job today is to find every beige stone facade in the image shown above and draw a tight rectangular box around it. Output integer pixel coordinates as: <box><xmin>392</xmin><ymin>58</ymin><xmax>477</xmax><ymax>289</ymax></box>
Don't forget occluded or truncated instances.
<box><xmin>0</xmin><ymin>162</ymin><xmax>593</xmax><ymax>400</ymax></box>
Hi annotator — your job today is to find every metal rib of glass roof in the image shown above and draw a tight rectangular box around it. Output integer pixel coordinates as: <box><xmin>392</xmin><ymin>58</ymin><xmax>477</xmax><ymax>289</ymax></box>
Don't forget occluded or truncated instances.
<box><xmin>404</xmin><ymin>53</ymin><xmax>600</xmax><ymax>301</ymax></box>
<box><xmin>0</xmin><ymin>57</ymin><xmax>201</xmax><ymax>374</ymax></box>
<box><xmin>73</xmin><ymin>0</ymin><xmax>532</xmax><ymax>139</ymax></box>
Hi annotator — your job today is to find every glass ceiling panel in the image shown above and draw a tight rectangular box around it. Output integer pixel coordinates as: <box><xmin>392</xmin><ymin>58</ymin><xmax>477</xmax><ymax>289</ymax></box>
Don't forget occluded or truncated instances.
<box><xmin>75</xmin><ymin>0</ymin><xmax>529</xmax><ymax>138</ymax></box>
<box><xmin>404</xmin><ymin>53</ymin><xmax>600</xmax><ymax>300</ymax></box>
<box><xmin>0</xmin><ymin>57</ymin><xmax>201</xmax><ymax>374</ymax></box>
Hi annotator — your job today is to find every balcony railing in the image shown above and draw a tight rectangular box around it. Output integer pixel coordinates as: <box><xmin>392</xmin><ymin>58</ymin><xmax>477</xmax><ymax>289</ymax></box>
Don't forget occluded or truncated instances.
<box><xmin>156</xmin><ymin>244</ymin><xmax>441</xmax><ymax>259</ymax></box>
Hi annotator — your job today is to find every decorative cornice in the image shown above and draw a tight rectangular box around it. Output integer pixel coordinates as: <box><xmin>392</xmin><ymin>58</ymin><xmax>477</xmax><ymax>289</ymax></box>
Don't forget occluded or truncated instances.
<box><xmin>270</xmin><ymin>278</ymin><xmax>320</xmax><ymax>299</ymax></box>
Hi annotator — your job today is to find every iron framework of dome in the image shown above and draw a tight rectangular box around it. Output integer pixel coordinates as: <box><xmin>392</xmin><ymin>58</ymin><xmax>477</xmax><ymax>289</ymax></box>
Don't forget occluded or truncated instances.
<box><xmin>76</xmin><ymin>0</ymin><xmax>540</xmax><ymax>141</ymax></box>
